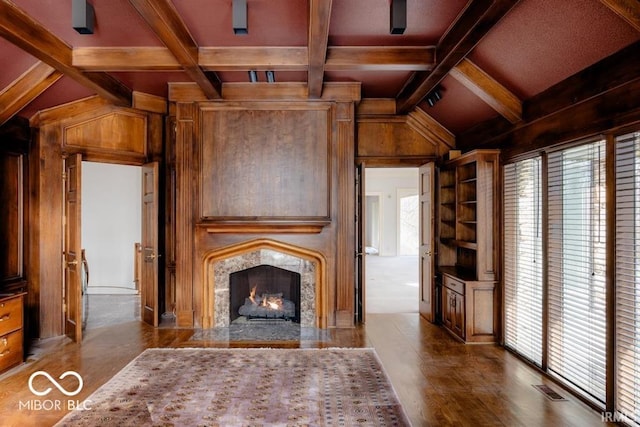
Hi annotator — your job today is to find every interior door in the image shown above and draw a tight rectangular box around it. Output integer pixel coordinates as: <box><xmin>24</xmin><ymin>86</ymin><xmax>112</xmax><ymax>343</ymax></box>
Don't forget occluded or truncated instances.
<box><xmin>418</xmin><ymin>162</ymin><xmax>435</xmax><ymax>321</ymax></box>
<box><xmin>355</xmin><ymin>162</ymin><xmax>365</xmax><ymax>323</ymax></box>
<box><xmin>141</xmin><ymin>162</ymin><xmax>159</xmax><ymax>326</ymax></box>
<box><xmin>64</xmin><ymin>154</ymin><xmax>82</xmax><ymax>342</ymax></box>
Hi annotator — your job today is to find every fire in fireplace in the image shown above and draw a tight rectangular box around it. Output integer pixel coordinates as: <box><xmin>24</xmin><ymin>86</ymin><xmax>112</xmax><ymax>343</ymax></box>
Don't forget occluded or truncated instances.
<box><xmin>238</xmin><ymin>286</ymin><xmax>296</xmax><ymax>320</ymax></box>
<box><xmin>229</xmin><ymin>265</ymin><xmax>301</xmax><ymax>323</ymax></box>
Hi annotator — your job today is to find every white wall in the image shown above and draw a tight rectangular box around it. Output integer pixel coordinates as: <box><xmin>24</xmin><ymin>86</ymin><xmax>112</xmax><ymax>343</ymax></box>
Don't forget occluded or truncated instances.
<box><xmin>81</xmin><ymin>162</ymin><xmax>141</xmax><ymax>294</ymax></box>
<box><xmin>366</xmin><ymin>168</ymin><xmax>418</xmax><ymax>256</ymax></box>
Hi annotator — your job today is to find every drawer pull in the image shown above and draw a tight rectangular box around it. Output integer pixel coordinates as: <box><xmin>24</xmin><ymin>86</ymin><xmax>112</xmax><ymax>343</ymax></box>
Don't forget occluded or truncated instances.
<box><xmin>0</xmin><ymin>314</ymin><xmax>10</xmax><ymax>322</ymax></box>
<box><xmin>1</xmin><ymin>337</ymin><xmax>7</xmax><ymax>347</ymax></box>
<box><xmin>0</xmin><ymin>349</ymin><xmax>10</xmax><ymax>357</ymax></box>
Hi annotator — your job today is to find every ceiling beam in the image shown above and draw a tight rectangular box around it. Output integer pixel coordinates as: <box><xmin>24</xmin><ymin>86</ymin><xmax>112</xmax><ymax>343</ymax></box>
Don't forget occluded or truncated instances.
<box><xmin>599</xmin><ymin>0</ymin><xmax>640</xmax><ymax>32</ymax></box>
<box><xmin>449</xmin><ymin>58</ymin><xmax>522</xmax><ymax>123</ymax></box>
<box><xmin>73</xmin><ymin>47</ymin><xmax>181</xmax><ymax>71</ymax></box>
<box><xmin>395</xmin><ymin>0</ymin><xmax>521</xmax><ymax>114</ymax></box>
<box><xmin>457</xmin><ymin>40</ymin><xmax>640</xmax><ymax>152</ymax></box>
<box><xmin>0</xmin><ymin>61</ymin><xmax>62</xmax><ymax>126</ymax></box>
<box><xmin>0</xmin><ymin>0</ymin><xmax>131</xmax><ymax>107</ymax></box>
<box><xmin>74</xmin><ymin>45</ymin><xmax>435</xmax><ymax>73</ymax></box>
<box><xmin>308</xmin><ymin>0</ymin><xmax>332</xmax><ymax>98</ymax></box>
<box><xmin>325</xmin><ymin>46</ymin><xmax>435</xmax><ymax>71</ymax></box>
<box><xmin>129</xmin><ymin>0</ymin><xmax>221</xmax><ymax>99</ymax></box>
<box><xmin>199</xmin><ymin>47</ymin><xmax>308</xmax><ymax>71</ymax></box>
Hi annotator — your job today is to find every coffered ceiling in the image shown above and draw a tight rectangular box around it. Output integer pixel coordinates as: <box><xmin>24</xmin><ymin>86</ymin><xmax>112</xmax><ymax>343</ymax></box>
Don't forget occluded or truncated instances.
<box><xmin>0</xmin><ymin>0</ymin><xmax>639</xmax><ymax>137</ymax></box>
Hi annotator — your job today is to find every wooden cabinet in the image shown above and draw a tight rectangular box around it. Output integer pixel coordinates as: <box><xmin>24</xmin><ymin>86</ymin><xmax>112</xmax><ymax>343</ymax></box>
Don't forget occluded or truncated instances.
<box><xmin>442</xmin><ymin>280</ymin><xmax>464</xmax><ymax>339</ymax></box>
<box><xmin>0</xmin><ymin>293</ymin><xmax>25</xmax><ymax>372</ymax></box>
<box><xmin>437</xmin><ymin>149</ymin><xmax>499</xmax><ymax>343</ymax></box>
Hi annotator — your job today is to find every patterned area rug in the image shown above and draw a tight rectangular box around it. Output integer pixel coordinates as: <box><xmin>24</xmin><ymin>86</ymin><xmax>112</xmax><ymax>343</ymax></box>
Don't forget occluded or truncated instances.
<box><xmin>56</xmin><ymin>348</ymin><xmax>410</xmax><ymax>426</ymax></box>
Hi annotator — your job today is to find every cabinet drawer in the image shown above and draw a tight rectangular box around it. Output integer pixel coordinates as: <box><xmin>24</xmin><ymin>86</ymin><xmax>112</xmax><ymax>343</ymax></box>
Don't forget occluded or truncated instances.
<box><xmin>443</xmin><ymin>275</ymin><xmax>465</xmax><ymax>295</ymax></box>
<box><xmin>0</xmin><ymin>297</ymin><xmax>22</xmax><ymax>335</ymax></box>
<box><xmin>0</xmin><ymin>329</ymin><xmax>23</xmax><ymax>372</ymax></box>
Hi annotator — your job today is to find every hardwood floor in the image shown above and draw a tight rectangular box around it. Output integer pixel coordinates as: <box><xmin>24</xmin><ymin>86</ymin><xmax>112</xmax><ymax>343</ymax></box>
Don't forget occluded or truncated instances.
<box><xmin>0</xmin><ymin>313</ymin><xmax>608</xmax><ymax>426</ymax></box>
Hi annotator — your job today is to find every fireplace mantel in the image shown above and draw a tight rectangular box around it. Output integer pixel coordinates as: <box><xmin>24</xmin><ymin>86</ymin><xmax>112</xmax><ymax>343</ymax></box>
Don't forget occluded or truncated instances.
<box><xmin>201</xmin><ymin>239</ymin><xmax>328</xmax><ymax>329</ymax></box>
<box><xmin>200</xmin><ymin>221</ymin><xmax>329</xmax><ymax>234</ymax></box>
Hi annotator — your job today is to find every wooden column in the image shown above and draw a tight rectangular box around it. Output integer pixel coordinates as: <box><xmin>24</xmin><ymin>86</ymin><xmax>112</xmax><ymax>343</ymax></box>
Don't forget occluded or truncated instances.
<box><xmin>29</xmin><ymin>125</ymin><xmax>64</xmax><ymax>338</ymax></box>
<box><xmin>174</xmin><ymin>103</ymin><xmax>196</xmax><ymax>326</ymax></box>
<box><xmin>334</xmin><ymin>102</ymin><xmax>355</xmax><ymax>327</ymax></box>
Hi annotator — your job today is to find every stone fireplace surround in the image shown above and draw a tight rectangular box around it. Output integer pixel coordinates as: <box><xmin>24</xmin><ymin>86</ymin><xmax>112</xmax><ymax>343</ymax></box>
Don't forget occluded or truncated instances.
<box><xmin>202</xmin><ymin>239</ymin><xmax>327</xmax><ymax>329</ymax></box>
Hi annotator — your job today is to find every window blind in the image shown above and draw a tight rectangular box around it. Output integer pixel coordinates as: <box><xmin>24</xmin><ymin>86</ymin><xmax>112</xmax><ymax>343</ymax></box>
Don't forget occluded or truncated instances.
<box><xmin>547</xmin><ymin>140</ymin><xmax>607</xmax><ymax>404</ymax></box>
<box><xmin>615</xmin><ymin>132</ymin><xmax>640</xmax><ymax>425</ymax></box>
<box><xmin>504</xmin><ymin>158</ymin><xmax>543</xmax><ymax>366</ymax></box>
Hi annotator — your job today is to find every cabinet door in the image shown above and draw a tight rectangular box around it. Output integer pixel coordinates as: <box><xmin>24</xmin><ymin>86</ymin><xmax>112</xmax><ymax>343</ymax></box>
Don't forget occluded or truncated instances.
<box><xmin>452</xmin><ymin>292</ymin><xmax>465</xmax><ymax>339</ymax></box>
<box><xmin>442</xmin><ymin>287</ymin><xmax>453</xmax><ymax>330</ymax></box>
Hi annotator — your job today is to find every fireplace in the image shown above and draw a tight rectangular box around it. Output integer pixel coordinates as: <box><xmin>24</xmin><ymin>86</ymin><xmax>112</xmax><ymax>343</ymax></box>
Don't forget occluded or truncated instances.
<box><xmin>230</xmin><ymin>265</ymin><xmax>301</xmax><ymax>323</ymax></box>
<box><xmin>202</xmin><ymin>239</ymin><xmax>328</xmax><ymax>329</ymax></box>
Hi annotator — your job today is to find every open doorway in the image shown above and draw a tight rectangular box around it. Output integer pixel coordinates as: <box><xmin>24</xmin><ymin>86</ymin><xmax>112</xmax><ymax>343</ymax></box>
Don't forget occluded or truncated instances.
<box><xmin>364</xmin><ymin>168</ymin><xmax>419</xmax><ymax>313</ymax></box>
<box><xmin>81</xmin><ymin>162</ymin><xmax>142</xmax><ymax>329</ymax></box>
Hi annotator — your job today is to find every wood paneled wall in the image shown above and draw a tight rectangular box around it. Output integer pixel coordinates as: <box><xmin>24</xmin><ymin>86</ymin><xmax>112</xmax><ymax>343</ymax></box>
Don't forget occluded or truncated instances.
<box><xmin>28</xmin><ymin>100</ymin><xmax>163</xmax><ymax>338</ymax></box>
<box><xmin>356</xmin><ymin>109</ymin><xmax>454</xmax><ymax>166</ymax></box>
<box><xmin>176</xmin><ymin>100</ymin><xmax>355</xmax><ymax>328</ymax></box>
<box><xmin>199</xmin><ymin>103</ymin><xmax>331</xmax><ymax>220</ymax></box>
<box><xmin>0</xmin><ymin>118</ymin><xmax>29</xmax><ymax>301</ymax></box>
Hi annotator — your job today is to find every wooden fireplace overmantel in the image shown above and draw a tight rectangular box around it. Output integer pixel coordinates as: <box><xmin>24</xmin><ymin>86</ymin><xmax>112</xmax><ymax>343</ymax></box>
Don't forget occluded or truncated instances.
<box><xmin>201</xmin><ymin>238</ymin><xmax>328</xmax><ymax>329</ymax></box>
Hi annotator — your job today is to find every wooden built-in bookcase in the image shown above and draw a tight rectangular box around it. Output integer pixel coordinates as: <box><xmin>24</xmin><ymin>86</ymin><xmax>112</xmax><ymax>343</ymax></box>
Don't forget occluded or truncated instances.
<box><xmin>437</xmin><ymin>149</ymin><xmax>499</xmax><ymax>343</ymax></box>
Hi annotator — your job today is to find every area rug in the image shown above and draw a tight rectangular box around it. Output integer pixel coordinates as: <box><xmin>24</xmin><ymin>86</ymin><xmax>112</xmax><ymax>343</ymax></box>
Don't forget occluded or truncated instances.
<box><xmin>56</xmin><ymin>348</ymin><xmax>410</xmax><ymax>426</ymax></box>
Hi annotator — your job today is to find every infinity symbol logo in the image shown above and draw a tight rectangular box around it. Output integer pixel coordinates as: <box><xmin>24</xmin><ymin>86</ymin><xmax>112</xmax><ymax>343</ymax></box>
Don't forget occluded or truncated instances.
<box><xmin>28</xmin><ymin>371</ymin><xmax>84</xmax><ymax>397</ymax></box>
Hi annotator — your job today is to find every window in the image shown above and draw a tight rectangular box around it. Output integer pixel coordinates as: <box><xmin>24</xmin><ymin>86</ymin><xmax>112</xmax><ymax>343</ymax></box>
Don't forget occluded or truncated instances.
<box><xmin>547</xmin><ymin>140</ymin><xmax>607</xmax><ymax>404</ymax></box>
<box><xmin>504</xmin><ymin>158</ymin><xmax>543</xmax><ymax>366</ymax></box>
<box><xmin>615</xmin><ymin>132</ymin><xmax>640</xmax><ymax>425</ymax></box>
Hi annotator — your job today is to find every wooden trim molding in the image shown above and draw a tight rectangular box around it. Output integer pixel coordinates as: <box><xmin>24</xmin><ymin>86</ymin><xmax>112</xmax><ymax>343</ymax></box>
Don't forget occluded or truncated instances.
<box><xmin>201</xmin><ymin>222</ymin><xmax>329</xmax><ymax>234</ymax></box>
<box><xmin>201</xmin><ymin>238</ymin><xmax>328</xmax><ymax>329</ymax></box>
<box><xmin>168</xmin><ymin>82</ymin><xmax>361</xmax><ymax>103</ymax></box>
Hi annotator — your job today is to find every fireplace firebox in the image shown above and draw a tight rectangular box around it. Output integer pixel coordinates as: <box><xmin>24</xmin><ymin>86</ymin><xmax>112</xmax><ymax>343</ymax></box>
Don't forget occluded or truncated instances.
<box><xmin>229</xmin><ymin>265</ymin><xmax>301</xmax><ymax>323</ymax></box>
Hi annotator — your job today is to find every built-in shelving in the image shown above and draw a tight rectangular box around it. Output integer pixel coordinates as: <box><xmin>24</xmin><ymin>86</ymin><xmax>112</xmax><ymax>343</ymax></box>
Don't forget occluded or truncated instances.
<box><xmin>436</xmin><ymin>149</ymin><xmax>500</xmax><ymax>343</ymax></box>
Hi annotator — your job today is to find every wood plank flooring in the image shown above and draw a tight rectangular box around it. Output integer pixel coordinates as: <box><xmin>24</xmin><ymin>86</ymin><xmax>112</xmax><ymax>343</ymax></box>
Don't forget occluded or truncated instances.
<box><xmin>0</xmin><ymin>314</ymin><xmax>608</xmax><ymax>426</ymax></box>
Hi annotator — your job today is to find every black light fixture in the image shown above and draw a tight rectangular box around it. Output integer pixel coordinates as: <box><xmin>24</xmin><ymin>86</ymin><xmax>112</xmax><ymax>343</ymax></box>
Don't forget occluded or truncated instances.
<box><xmin>425</xmin><ymin>86</ymin><xmax>443</xmax><ymax>107</ymax></box>
<box><xmin>265</xmin><ymin>70</ymin><xmax>275</xmax><ymax>83</ymax></box>
<box><xmin>233</xmin><ymin>0</ymin><xmax>248</xmax><ymax>35</ymax></box>
<box><xmin>72</xmin><ymin>0</ymin><xmax>95</xmax><ymax>34</ymax></box>
<box><xmin>390</xmin><ymin>0</ymin><xmax>406</xmax><ymax>35</ymax></box>
<box><xmin>248</xmin><ymin>70</ymin><xmax>258</xmax><ymax>82</ymax></box>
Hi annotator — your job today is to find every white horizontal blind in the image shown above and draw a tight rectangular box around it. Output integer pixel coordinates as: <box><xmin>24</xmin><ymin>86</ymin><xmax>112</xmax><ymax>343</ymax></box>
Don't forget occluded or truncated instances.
<box><xmin>615</xmin><ymin>132</ymin><xmax>640</xmax><ymax>425</ymax></box>
<box><xmin>504</xmin><ymin>158</ymin><xmax>543</xmax><ymax>366</ymax></box>
<box><xmin>547</xmin><ymin>140</ymin><xmax>607</xmax><ymax>404</ymax></box>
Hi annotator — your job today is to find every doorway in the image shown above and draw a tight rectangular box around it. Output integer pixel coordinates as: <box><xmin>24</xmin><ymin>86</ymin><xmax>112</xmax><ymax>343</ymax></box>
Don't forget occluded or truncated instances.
<box><xmin>81</xmin><ymin>162</ymin><xmax>142</xmax><ymax>329</ymax></box>
<box><xmin>364</xmin><ymin>168</ymin><xmax>419</xmax><ymax>314</ymax></box>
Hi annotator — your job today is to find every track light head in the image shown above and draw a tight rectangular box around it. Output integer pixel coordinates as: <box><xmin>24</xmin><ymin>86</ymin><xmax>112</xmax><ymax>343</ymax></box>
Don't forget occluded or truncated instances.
<box><xmin>266</xmin><ymin>70</ymin><xmax>275</xmax><ymax>83</ymax></box>
<box><xmin>233</xmin><ymin>0</ymin><xmax>248</xmax><ymax>35</ymax></box>
<box><xmin>72</xmin><ymin>0</ymin><xmax>95</xmax><ymax>34</ymax></box>
<box><xmin>390</xmin><ymin>0</ymin><xmax>406</xmax><ymax>35</ymax></box>
<box><xmin>425</xmin><ymin>85</ymin><xmax>443</xmax><ymax>107</ymax></box>
<box><xmin>248</xmin><ymin>70</ymin><xmax>258</xmax><ymax>83</ymax></box>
